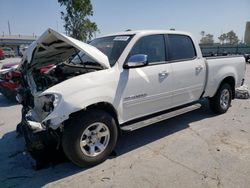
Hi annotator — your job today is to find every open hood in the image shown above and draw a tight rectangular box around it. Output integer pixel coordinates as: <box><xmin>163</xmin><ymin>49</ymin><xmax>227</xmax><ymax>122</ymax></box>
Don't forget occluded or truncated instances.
<box><xmin>26</xmin><ymin>28</ymin><xmax>110</xmax><ymax>70</ymax></box>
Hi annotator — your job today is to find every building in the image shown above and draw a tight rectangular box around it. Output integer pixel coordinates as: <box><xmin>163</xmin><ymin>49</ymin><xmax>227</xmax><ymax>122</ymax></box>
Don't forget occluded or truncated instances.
<box><xmin>245</xmin><ymin>22</ymin><xmax>250</xmax><ymax>44</ymax></box>
<box><xmin>0</xmin><ymin>34</ymin><xmax>37</xmax><ymax>56</ymax></box>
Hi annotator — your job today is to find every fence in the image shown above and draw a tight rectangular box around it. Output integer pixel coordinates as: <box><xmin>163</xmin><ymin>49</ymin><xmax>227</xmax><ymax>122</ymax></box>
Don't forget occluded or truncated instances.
<box><xmin>200</xmin><ymin>44</ymin><xmax>250</xmax><ymax>57</ymax></box>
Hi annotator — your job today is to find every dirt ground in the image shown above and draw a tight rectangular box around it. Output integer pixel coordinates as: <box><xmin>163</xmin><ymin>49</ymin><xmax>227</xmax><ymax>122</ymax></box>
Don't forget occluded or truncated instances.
<box><xmin>0</xmin><ymin>58</ymin><xmax>250</xmax><ymax>188</ymax></box>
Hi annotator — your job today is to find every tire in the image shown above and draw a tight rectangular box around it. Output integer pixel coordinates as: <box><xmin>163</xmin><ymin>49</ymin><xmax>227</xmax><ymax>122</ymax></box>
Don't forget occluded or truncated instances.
<box><xmin>209</xmin><ymin>83</ymin><xmax>232</xmax><ymax>114</ymax></box>
<box><xmin>62</xmin><ymin>109</ymin><xmax>118</xmax><ymax>167</ymax></box>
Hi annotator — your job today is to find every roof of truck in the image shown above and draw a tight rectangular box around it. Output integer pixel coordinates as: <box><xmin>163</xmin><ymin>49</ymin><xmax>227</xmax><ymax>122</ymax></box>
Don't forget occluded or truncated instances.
<box><xmin>101</xmin><ymin>30</ymin><xmax>192</xmax><ymax>37</ymax></box>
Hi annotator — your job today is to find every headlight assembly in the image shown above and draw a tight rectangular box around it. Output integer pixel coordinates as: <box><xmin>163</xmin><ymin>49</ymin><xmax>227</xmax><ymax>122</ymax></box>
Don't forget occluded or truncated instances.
<box><xmin>40</xmin><ymin>94</ymin><xmax>60</xmax><ymax>113</ymax></box>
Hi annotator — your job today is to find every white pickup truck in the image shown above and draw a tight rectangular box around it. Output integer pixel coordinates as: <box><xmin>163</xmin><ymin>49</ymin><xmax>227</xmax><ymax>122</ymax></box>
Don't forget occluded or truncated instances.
<box><xmin>18</xmin><ymin>28</ymin><xmax>246</xmax><ymax>167</ymax></box>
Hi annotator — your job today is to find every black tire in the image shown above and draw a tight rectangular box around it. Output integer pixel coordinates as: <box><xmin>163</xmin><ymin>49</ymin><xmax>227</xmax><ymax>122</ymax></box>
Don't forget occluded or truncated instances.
<box><xmin>62</xmin><ymin>109</ymin><xmax>118</xmax><ymax>167</ymax></box>
<box><xmin>209</xmin><ymin>83</ymin><xmax>232</xmax><ymax>114</ymax></box>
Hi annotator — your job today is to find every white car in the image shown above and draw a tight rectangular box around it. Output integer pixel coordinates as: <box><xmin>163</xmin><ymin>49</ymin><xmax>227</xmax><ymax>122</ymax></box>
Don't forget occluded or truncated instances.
<box><xmin>18</xmin><ymin>28</ymin><xmax>246</xmax><ymax>167</ymax></box>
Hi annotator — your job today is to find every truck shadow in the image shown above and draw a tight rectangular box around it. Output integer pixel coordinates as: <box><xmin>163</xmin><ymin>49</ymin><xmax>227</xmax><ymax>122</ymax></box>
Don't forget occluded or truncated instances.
<box><xmin>115</xmin><ymin>100</ymin><xmax>214</xmax><ymax>156</ymax></box>
<box><xmin>0</xmin><ymin>100</ymin><xmax>216</xmax><ymax>187</ymax></box>
<box><xmin>0</xmin><ymin>131</ymin><xmax>82</xmax><ymax>188</ymax></box>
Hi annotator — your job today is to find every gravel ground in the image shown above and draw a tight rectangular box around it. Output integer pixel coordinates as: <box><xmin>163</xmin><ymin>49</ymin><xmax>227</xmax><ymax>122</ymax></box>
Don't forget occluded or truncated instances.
<box><xmin>0</xmin><ymin>58</ymin><xmax>250</xmax><ymax>188</ymax></box>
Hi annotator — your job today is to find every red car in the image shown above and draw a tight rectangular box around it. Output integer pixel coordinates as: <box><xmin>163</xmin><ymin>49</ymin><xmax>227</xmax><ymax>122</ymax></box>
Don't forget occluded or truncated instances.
<box><xmin>0</xmin><ymin>48</ymin><xmax>5</xmax><ymax>60</ymax></box>
<box><xmin>0</xmin><ymin>63</ymin><xmax>54</xmax><ymax>101</ymax></box>
<box><xmin>0</xmin><ymin>68</ymin><xmax>21</xmax><ymax>100</ymax></box>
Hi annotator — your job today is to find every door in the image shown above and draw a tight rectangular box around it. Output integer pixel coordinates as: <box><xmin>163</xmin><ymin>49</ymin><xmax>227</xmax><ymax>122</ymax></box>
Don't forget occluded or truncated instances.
<box><xmin>121</xmin><ymin>34</ymin><xmax>174</xmax><ymax>122</ymax></box>
<box><xmin>167</xmin><ymin>34</ymin><xmax>206</xmax><ymax>107</ymax></box>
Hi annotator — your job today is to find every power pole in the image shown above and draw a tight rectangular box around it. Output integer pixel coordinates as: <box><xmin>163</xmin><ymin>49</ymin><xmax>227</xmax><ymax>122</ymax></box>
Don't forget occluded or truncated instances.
<box><xmin>8</xmin><ymin>21</ymin><xmax>11</xmax><ymax>35</ymax></box>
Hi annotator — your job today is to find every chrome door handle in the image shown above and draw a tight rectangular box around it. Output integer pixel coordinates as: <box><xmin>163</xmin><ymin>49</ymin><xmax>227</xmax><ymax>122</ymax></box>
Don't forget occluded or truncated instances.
<box><xmin>159</xmin><ymin>71</ymin><xmax>169</xmax><ymax>77</ymax></box>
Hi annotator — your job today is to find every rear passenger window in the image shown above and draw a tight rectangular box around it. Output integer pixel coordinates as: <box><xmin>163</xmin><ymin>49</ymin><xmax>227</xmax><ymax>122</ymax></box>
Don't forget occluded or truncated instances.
<box><xmin>129</xmin><ymin>35</ymin><xmax>166</xmax><ymax>63</ymax></box>
<box><xmin>168</xmin><ymin>34</ymin><xmax>196</xmax><ymax>61</ymax></box>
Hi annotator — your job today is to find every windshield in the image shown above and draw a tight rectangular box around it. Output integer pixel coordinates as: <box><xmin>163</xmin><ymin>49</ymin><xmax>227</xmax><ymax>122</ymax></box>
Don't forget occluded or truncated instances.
<box><xmin>71</xmin><ymin>35</ymin><xmax>133</xmax><ymax>67</ymax></box>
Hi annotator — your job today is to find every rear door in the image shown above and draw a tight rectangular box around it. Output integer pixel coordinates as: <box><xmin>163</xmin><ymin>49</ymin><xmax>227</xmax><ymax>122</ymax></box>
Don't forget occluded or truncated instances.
<box><xmin>121</xmin><ymin>34</ymin><xmax>174</xmax><ymax>122</ymax></box>
<box><xmin>167</xmin><ymin>34</ymin><xmax>206</xmax><ymax>107</ymax></box>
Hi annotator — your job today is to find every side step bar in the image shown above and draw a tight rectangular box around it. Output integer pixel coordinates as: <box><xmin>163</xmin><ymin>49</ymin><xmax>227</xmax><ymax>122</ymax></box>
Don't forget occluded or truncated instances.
<box><xmin>121</xmin><ymin>104</ymin><xmax>201</xmax><ymax>131</ymax></box>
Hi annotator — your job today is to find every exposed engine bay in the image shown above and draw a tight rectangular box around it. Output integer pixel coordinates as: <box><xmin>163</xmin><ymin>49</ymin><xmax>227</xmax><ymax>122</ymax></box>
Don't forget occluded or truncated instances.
<box><xmin>21</xmin><ymin>28</ymin><xmax>110</xmax><ymax>94</ymax></box>
<box><xmin>31</xmin><ymin>60</ymin><xmax>103</xmax><ymax>92</ymax></box>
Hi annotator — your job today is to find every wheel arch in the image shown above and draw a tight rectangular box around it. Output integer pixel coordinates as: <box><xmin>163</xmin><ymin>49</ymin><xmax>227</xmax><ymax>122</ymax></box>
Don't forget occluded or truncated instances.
<box><xmin>68</xmin><ymin>102</ymin><xmax>120</xmax><ymax>130</ymax></box>
<box><xmin>216</xmin><ymin>76</ymin><xmax>235</xmax><ymax>99</ymax></box>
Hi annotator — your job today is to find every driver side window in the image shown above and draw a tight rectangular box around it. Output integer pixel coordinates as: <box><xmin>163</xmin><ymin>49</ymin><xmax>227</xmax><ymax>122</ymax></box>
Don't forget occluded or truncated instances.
<box><xmin>129</xmin><ymin>35</ymin><xmax>166</xmax><ymax>64</ymax></box>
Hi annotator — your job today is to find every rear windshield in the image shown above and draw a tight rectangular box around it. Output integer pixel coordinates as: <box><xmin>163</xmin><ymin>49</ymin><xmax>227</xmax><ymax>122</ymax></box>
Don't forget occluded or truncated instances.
<box><xmin>71</xmin><ymin>35</ymin><xmax>133</xmax><ymax>67</ymax></box>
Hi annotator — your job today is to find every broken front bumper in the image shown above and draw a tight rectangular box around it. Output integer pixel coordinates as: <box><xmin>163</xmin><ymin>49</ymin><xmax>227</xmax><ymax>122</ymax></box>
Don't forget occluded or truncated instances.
<box><xmin>22</xmin><ymin>111</ymin><xmax>61</xmax><ymax>152</ymax></box>
<box><xmin>25</xmin><ymin>112</ymin><xmax>46</xmax><ymax>133</ymax></box>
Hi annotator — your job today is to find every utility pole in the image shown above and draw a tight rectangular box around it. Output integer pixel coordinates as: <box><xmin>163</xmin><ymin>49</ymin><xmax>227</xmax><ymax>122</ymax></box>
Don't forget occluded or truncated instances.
<box><xmin>8</xmin><ymin>21</ymin><xmax>11</xmax><ymax>35</ymax></box>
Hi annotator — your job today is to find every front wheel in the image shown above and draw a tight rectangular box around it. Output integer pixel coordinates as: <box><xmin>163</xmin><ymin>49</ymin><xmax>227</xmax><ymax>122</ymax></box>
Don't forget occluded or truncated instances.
<box><xmin>209</xmin><ymin>83</ymin><xmax>232</xmax><ymax>114</ymax></box>
<box><xmin>62</xmin><ymin>110</ymin><xmax>118</xmax><ymax>167</ymax></box>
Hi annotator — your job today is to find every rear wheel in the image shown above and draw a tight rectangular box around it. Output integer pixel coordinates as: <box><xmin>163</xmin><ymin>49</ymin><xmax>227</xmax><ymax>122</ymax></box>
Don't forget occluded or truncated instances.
<box><xmin>209</xmin><ymin>83</ymin><xmax>232</xmax><ymax>114</ymax></box>
<box><xmin>62</xmin><ymin>110</ymin><xmax>118</xmax><ymax>167</ymax></box>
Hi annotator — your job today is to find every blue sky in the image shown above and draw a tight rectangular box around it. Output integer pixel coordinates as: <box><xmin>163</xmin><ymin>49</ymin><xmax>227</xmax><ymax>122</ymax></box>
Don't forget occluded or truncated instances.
<box><xmin>0</xmin><ymin>0</ymin><xmax>250</xmax><ymax>42</ymax></box>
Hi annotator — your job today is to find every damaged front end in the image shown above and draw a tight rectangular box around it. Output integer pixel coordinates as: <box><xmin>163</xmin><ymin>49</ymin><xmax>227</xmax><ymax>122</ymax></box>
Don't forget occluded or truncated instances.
<box><xmin>17</xmin><ymin>28</ymin><xmax>110</xmax><ymax>157</ymax></box>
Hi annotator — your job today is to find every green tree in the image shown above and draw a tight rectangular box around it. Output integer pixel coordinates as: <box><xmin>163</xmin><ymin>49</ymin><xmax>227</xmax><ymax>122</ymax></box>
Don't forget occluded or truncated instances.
<box><xmin>218</xmin><ymin>31</ymin><xmax>239</xmax><ymax>45</ymax></box>
<box><xmin>218</xmin><ymin>33</ymin><xmax>227</xmax><ymax>44</ymax></box>
<box><xmin>58</xmin><ymin>0</ymin><xmax>98</xmax><ymax>41</ymax></box>
<box><xmin>226</xmin><ymin>30</ymin><xmax>239</xmax><ymax>44</ymax></box>
<box><xmin>200</xmin><ymin>33</ymin><xmax>214</xmax><ymax>44</ymax></box>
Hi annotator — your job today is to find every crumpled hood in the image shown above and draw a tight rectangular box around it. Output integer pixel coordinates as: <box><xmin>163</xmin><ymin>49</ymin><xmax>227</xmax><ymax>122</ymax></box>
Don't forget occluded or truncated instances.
<box><xmin>25</xmin><ymin>28</ymin><xmax>110</xmax><ymax>70</ymax></box>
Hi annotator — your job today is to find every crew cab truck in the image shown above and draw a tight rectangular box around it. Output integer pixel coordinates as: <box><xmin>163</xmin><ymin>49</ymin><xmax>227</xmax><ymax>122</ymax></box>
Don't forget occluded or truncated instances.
<box><xmin>18</xmin><ymin>28</ymin><xmax>246</xmax><ymax>167</ymax></box>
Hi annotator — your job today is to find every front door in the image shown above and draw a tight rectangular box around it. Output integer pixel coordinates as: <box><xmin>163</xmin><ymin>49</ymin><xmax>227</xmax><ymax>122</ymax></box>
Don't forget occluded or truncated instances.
<box><xmin>121</xmin><ymin>34</ymin><xmax>174</xmax><ymax>122</ymax></box>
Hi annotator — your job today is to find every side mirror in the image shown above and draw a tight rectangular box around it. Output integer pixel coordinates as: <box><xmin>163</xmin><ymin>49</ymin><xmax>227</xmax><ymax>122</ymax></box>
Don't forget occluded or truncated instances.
<box><xmin>123</xmin><ymin>54</ymin><xmax>148</xmax><ymax>69</ymax></box>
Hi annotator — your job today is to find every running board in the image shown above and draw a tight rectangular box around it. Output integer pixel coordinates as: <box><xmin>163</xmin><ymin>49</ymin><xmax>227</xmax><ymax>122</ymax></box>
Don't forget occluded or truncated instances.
<box><xmin>121</xmin><ymin>104</ymin><xmax>201</xmax><ymax>131</ymax></box>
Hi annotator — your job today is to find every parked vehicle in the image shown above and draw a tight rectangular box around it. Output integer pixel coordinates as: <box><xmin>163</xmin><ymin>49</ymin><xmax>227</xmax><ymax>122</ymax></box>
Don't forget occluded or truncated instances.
<box><xmin>0</xmin><ymin>48</ymin><xmax>5</xmax><ymax>60</ymax></box>
<box><xmin>0</xmin><ymin>62</ymin><xmax>53</xmax><ymax>101</ymax></box>
<box><xmin>0</xmin><ymin>67</ymin><xmax>21</xmax><ymax>100</ymax></box>
<box><xmin>0</xmin><ymin>61</ymin><xmax>22</xmax><ymax>100</ymax></box>
<box><xmin>18</xmin><ymin>28</ymin><xmax>246</xmax><ymax>167</ymax></box>
<box><xmin>2</xmin><ymin>47</ymin><xmax>15</xmax><ymax>57</ymax></box>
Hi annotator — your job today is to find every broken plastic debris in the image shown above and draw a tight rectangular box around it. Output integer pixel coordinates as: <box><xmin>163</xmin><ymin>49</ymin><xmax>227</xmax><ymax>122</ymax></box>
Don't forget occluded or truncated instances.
<box><xmin>235</xmin><ymin>85</ymin><xmax>250</xmax><ymax>99</ymax></box>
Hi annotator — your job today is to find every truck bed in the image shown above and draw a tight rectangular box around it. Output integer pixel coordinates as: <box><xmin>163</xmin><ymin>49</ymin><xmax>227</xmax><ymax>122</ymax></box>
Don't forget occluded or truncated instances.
<box><xmin>203</xmin><ymin>55</ymin><xmax>246</xmax><ymax>98</ymax></box>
